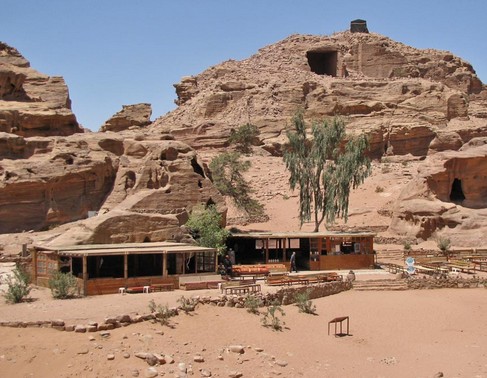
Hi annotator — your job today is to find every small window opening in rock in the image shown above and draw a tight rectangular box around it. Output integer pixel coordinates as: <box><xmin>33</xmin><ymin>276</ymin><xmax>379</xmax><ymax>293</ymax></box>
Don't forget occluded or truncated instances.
<box><xmin>198</xmin><ymin>179</ymin><xmax>202</xmax><ymax>188</ymax></box>
<box><xmin>306</xmin><ymin>50</ymin><xmax>337</xmax><ymax>76</ymax></box>
<box><xmin>143</xmin><ymin>236</ymin><xmax>151</xmax><ymax>243</ymax></box>
<box><xmin>191</xmin><ymin>158</ymin><xmax>205</xmax><ymax>178</ymax></box>
<box><xmin>450</xmin><ymin>178</ymin><xmax>465</xmax><ymax>202</ymax></box>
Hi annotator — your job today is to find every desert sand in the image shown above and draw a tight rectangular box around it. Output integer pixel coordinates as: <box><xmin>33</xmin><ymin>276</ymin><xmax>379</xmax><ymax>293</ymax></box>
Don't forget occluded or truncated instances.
<box><xmin>0</xmin><ymin>275</ymin><xmax>486</xmax><ymax>378</ymax></box>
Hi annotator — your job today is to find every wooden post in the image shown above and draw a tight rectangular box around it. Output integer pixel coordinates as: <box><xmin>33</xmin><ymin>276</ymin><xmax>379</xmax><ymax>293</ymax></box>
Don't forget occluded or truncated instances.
<box><xmin>214</xmin><ymin>251</ymin><xmax>218</xmax><ymax>273</ymax></box>
<box><xmin>124</xmin><ymin>254</ymin><xmax>128</xmax><ymax>279</ymax></box>
<box><xmin>163</xmin><ymin>253</ymin><xmax>168</xmax><ymax>277</ymax></box>
<box><xmin>265</xmin><ymin>239</ymin><xmax>269</xmax><ymax>263</ymax></box>
<box><xmin>32</xmin><ymin>249</ymin><xmax>38</xmax><ymax>285</ymax></box>
<box><xmin>82</xmin><ymin>255</ymin><xmax>88</xmax><ymax>296</ymax></box>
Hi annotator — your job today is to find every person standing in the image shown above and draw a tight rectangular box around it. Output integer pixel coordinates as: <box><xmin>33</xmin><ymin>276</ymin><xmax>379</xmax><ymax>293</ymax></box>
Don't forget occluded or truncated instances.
<box><xmin>290</xmin><ymin>251</ymin><xmax>297</xmax><ymax>273</ymax></box>
<box><xmin>223</xmin><ymin>254</ymin><xmax>233</xmax><ymax>278</ymax></box>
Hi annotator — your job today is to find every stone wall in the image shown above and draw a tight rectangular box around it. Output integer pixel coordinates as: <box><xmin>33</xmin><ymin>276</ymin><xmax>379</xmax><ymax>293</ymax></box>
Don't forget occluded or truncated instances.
<box><xmin>406</xmin><ymin>276</ymin><xmax>487</xmax><ymax>289</ymax></box>
<box><xmin>0</xmin><ymin>281</ymin><xmax>351</xmax><ymax>332</ymax></box>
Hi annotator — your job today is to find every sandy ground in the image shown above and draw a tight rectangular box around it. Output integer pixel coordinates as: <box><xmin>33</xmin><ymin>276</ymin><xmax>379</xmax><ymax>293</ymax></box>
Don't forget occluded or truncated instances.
<box><xmin>1</xmin><ymin>151</ymin><xmax>486</xmax><ymax>377</ymax></box>
<box><xmin>0</xmin><ymin>274</ymin><xmax>486</xmax><ymax>378</ymax></box>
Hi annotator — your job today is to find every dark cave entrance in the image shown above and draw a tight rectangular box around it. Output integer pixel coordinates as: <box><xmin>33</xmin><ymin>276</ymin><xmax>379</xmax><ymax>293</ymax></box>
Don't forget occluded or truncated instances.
<box><xmin>450</xmin><ymin>178</ymin><xmax>465</xmax><ymax>202</ymax></box>
<box><xmin>306</xmin><ymin>50</ymin><xmax>338</xmax><ymax>76</ymax></box>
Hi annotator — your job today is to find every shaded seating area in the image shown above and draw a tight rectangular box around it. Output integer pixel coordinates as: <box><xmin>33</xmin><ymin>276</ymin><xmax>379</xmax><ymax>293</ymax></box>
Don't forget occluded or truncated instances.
<box><xmin>32</xmin><ymin>242</ymin><xmax>218</xmax><ymax>295</ymax></box>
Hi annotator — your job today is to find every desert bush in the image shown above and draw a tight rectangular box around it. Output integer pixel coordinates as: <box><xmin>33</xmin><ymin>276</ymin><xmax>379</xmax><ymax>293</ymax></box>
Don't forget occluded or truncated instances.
<box><xmin>261</xmin><ymin>300</ymin><xmax>285</xmax><ymax>331</ymax></box>
<box><xmin>403</xmin><ymin>240</ymin><xmax>412</xmax><ymax>252</ymax></box>
<box><xmin>48</xmin><ymin>271</ymin><xmax>78</xmax><ymax>299</ymax></box>
<box><xmin>437</xmin><ymin>236</ymin><xmax>451</xmax><ymax>260</ymax></box>
<box><xmin>244</xmin><ymin>294</ymin><xmax>262</xmax><ymax>314</ymax></box>
<box><xmin>375</xmin><ymin>186</ymin><xmax>384</xmax><ymax>193</ymax></box>
<box><xmin>149</xmin><ymin>299</ymin><xmax>176</xmax><ymax>326</ymax></box>
<box><xmin>2</xmin><ymin>265</ymin><xmax>31</xmax><ymax>304</ymax></box>
<box><xmin>294</xmin><ymin>290</ymin><xmax>317</xmax><ymax>315</ymax></box>
<box><xmin>228</xmin><ymin>123</ymin><xmax>260</xmax><ymax>154</ymax></box>
<box><xmin>177</xmin><ymin>296</ymin><xmax>197</xmax><ymax>313</ymax></box>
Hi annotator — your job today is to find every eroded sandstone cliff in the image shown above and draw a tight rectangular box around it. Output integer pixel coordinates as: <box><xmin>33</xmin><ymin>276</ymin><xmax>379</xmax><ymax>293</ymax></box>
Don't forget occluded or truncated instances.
<box><xmin>0</xmin><ymin>42</ymin><xmax>82</xmax><ymax>137</ymax></box>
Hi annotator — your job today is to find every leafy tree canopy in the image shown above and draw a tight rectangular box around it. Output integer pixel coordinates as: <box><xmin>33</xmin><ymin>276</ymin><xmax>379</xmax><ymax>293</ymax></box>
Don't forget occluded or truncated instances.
<box><xmin>186</xmin><ymin>204</ymin><xmax>230</xmax><ymax>255</ymax></box>
<box><xmin>283</xmin><ymin>112</ymin><xmax>371</xmax><ymax>232</ymax></box>
<box><xmin>210</xmin><ymin>152</ymin><xmax>265</xmax><ymax>221</ymax></box>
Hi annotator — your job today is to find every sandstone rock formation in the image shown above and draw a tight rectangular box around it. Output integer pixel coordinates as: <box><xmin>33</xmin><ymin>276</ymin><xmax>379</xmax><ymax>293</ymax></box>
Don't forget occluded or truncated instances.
<box><xmin>389</xmin><ymin>141</ymin><xmax>487</xmax><ymax>245</ymax></box>
<box><xmin>2</xmin><ymin>28</ymin><xmax>487</xmax><ymax>250</ymax></box>
<box><xmin>0</xmin><ymin>131</ymin><xmax>225</xmax><ymax>244</ymax></box>
<box><xmin>0</xmin><ymin>42</ymin><xmax>82</xmax><ymax>137</ymax></box>
<box><xmin>151</xmin><ymin>31</ymin><xmax>485</xmax><ymax>160</ymax></box>
<box><xmin>100</xmin><ymin>103</ymin><xmax>152</xmax><ymax>132</ymax></box>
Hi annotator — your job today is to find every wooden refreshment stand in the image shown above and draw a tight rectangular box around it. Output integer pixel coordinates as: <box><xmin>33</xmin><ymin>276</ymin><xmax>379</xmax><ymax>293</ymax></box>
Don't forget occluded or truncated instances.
<box><xmin>228</xmin><ymin>231</ymin><xmax>375</xmax><ymax>271</ymax></box>
<box><xmin>32</xmin><ymin>242</ymin><xmax>217</xmax><ymax>295</ymax></box>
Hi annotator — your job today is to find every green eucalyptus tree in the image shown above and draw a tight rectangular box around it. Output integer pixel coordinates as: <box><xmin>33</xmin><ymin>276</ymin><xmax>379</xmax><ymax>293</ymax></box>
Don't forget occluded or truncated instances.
<box><xmin>283</xmin><ymin>112</ymin><xmax>371</xmax><ymax>232</ymax></box>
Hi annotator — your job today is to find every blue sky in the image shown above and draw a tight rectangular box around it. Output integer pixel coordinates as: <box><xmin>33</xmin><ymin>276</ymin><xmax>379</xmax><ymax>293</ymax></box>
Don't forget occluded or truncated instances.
<box><xmin>3</xmin><ymin>1</ymin><xmax>487</xmax><ymax>131</ymax></box>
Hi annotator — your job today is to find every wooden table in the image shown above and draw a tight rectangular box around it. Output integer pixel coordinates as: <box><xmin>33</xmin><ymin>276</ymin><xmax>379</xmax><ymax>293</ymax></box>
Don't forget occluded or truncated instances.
<box><xmin>328</xmin><ymin>316</ymin><xmax>350</xmax><ymax>336</ymax></box>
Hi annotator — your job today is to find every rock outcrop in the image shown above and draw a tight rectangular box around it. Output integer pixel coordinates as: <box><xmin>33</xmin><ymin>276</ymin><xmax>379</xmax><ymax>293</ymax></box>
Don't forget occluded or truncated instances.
<box><xmin>389</xmin><ymin>141</ymin><xmax>487</xmax><ymax>245</ymax></box>
<box><xmin>100</xmin><ymin>103</ymin><xmax>152</xmax><ymax>132</ymax></box>
<box><xmin>0</xmin><ymin>131</ymin><xmax>225</xmax><ymax>241</ymax></box>
<box><xmin>0</xmin><ymin>42</ymin><xmax>82</xmax><ymax>137</ymax></box>
<box><xmin>150</xmin><ymin>31</ymin><xmax>485</xmax><ymax>159</ymax></box>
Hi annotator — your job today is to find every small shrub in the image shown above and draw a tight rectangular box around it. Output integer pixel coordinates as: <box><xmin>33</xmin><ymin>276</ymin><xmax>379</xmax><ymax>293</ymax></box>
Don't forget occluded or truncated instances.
<box><xmin>244</xmin><ymin>294</ymin><xmax>262</xmax><ymax>315</ymax></box>
<box><xmin>177</xmin><ymin>296</ymin><xmax>197</xmax><ymax>313</ymax></box>
<box><xmin>149</xmin><ymin>299</ymin><xmax>176</xmax><ymax>326</ymax></box>
<box><xmin>294</xmin><ymin>290</ymin><xmax>317</xmax><ymax>315</ymax></box>
<box><xmin>48</xmin><ymin>271</ymin><xmax>78</xmax><ymax>299</ymax></box>
<box><xmin>261</xmin><ymin>300</ymin><xmax>285</xmax><ymax>331</ymax></box>
<box><xmin>403</xmin><ymin>240</ymin><xmax>412</xmax><ymax>252</ymax></box>
<box><xmin>2</xmin><ymin>265</ymin><xmax>31</xmax><ymax>304</ymax></box>
<box><xmin>375</xmin><ymin>186</ymin><xmax>384</xmax><ymax>193</ymax></box>
<box><xmin>437</xmin><ymin>236</ymin><xmax>451</xmax><ymax>260</ymax></box>
<box><xmin>228</xmin><ymin>123</ymin><xmax>260</xmax><ymax>154</ymax></box>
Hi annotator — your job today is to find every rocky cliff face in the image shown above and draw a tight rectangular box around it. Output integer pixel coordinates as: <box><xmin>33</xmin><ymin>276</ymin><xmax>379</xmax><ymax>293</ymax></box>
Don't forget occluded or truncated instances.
<box><xmin>151</xmin><ymin>32</ymin><xmax>485</xmax><ymax>159</ymax></box>
<box><xmin>389</xmin><ymin>140</ymin><xmax>487</xmax><ymax>245</ymax></box>
<box><xmin>0</xmin><ymin>42</ymin><xmax>82</xmax><ymax>137</ymax></box>
<box><xmin>0</xmin><ymin>131</ymin><xmax>225</xmax><ymax>243</ymax></box>
<box><xmin>1</xmin><ymin>29</ymin><xmax>487</xmax><ymax>250</ymax></box>
<box><xmin>100</xmin><ymin>103</ymin><xmax>152</xmax><ymax>132</ymax></box>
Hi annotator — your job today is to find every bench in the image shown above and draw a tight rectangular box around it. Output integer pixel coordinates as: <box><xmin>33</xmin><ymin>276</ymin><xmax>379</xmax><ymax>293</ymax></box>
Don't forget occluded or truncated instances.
<box><xmin>150</xmin><ymin>283</ymin><xmax>174</xmax><ymax>292</ymax></box>
<box><xmin>224</xmin><ymin>283</ymin><xmax>261</xmax><ymax>295</ymax></box>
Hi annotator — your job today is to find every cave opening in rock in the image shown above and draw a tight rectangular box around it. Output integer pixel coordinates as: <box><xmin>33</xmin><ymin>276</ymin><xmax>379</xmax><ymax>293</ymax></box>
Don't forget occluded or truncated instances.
<box><xmin>306</xmin><ymin>50</ymin><xmax>337</xmax><ymax>76</ymax></box>
<box><xmin>450</xmin><ymin>178</ymin><xmax>465</xmax><ymax>202</ymax></box>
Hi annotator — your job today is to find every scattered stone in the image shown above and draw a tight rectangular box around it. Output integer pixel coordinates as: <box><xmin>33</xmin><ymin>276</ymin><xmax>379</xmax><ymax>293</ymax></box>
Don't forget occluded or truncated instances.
<box><xmin>64</xmin><ymin>325</ymin><xmax>75</xmax><ymax>332</ymax></box>
<box><xmin>144</xmin><ymin>367</ymin><xmax>158</xmax><ymax>378</ymax></box>
<box><xmin>229</xmin><ymin>345</ymin><xmax>245</xmax><ymax>354</ymax></box>
<box><xmin>200</xmin><ymin>369</ymin><xmax>212</xmax><ymax>377</ymax></box>
<box><xmin>254</xmin><ymin>347</ymin><xmax>264</xmax><ymax>352</ymax></box>
<box><xmin>135</xmin><ymin>352</ymin><xmax>150</xmax><ymax>360</ymax></box>
<box><xmin>145</xmin><ymin>354</ymin><xmax>158</xmax><ymax>366</ymax></box>
<box><xmin>228</xmin><ymin>371</ymin><xmax>243</xmax><ymax>378</ymax></box>
<box><xmin>193</xmin><ymin>355</ymin><xmax>205</xmax><ymax>363</ymax></box>
<box><xmin>178</xmin><ymin>362</ymin><xmax>187</xmax><ymax>373</ymax></box>
<box><xmin>131</xmin><ymin>369</ymin><xmax>140</xmax><ymax>377</ymax></box>
<box><xmin>275</xmin><ymin>360</ymin><xmax>288</xmax><ymax>367</ymax></box>
<box><xmin>107</xmin><ymin>354</ymin><xmax>115</xmax><ymax>360</ymax></box>
<box><xmin>88</xmin><ymin>336</ymin><xmax>96</xmax><ymax>341</ymax></box>
<box><xmin>77</xmin><ymin>347</ymin><xmax>89</xmax><ymax>355</ymax></box>
<box><xmin>100</xmin><ymin>331</ymin><xmax>111</xmax><ymax>338</ymax></box>
<box><xmin>123</xmin><ymin>352</ymin><xmax>130</xmax><ymax>359</ymax></box>
<box><xmin>434</xmin><ymin>373</ymin><xmax>444</xmax><ymax>378</ymax></box>
<box><xmin>153</xmin><ymin>353</ymin><xmax>166</xmax><ymax>364</ymax></box>
<box><xmin>165</xmin><ymin>355</ymin><xmax>175</xmax><ymax>364</ymax></box>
